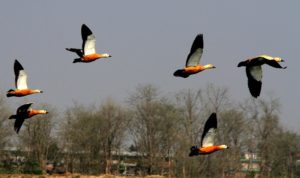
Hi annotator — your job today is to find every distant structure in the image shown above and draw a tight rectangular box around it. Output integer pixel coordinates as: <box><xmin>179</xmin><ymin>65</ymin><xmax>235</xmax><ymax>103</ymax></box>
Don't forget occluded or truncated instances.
<box><xmin>240</xmin><ymin>152</ymin><xmax>261</xmax><ymax>173</ymax></box>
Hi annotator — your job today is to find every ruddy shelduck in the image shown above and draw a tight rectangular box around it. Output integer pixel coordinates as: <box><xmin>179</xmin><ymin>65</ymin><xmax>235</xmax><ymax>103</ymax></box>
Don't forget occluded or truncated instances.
<box><xmin>189</xmin><ymin>113</ymin><xmax>228</xmax><ymax>156</ymax></box>
<box><xmin>66</xmin><ymin>24</ymin><xmax>111</xmax><ymax>63</ymax></box>
<box><xmin>7</xmin><ymin>60</ymin><xmax>43</xmax><ymax>97</ymax></box>
<box><xmin>8</xmin><ymin>103</ymin><xmax>48</xmax><ymax>134</ymax></box>
<box><xmin>174</xmin><ymin>34</ymin><xmax>215</xmax><ymax>78</ymax></box>
<box><xmin>238</xmin><ymin>55</ymin><xmax>286</xmax><ymax>98</ymax></box>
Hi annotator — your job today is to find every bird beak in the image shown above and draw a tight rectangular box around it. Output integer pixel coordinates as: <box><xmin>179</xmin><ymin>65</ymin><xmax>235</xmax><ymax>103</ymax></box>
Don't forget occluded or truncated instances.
<box><xmin>281</xmin><ymin>59</ymin><xmax>285</xmax><ymax>62</ymax></box>
<box><xmin>109</xmin><ymin>55</ymin><xmax>112</xmax><ymax>57</ymax></box>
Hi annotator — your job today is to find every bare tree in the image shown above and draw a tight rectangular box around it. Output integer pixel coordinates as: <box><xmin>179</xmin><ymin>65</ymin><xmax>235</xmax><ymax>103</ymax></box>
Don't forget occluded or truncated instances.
<box><xmin>0</xmin><ymin>96</ymin><xmax>12</xmax><ymax>150</ymax></box>
<box><xmin>60</xmin><ymin>99</ymin><xmax>128</xmax><ymax>174</ymax></box>
<box><xmin>129</xmin><ymin>84</ymin><xmax>181</xmax><ymax>175</ymax></box>
<box><xmin>174</xmin><ymin>89</ymin><xmax>204</xmax><ymax>178</ymax></box>
<box><xmin>95</xmin><ymin>97</ymin><xmax>129</xmax><ymax>174</ymax></box>
<box><xmin>18</xmin><ymin>103</ymin><xmax>57</xmax><ymax>172</ymax></box>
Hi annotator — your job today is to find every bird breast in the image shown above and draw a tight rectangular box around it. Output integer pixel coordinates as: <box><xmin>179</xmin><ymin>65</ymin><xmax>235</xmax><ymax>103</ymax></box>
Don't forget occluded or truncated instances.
<box><xmin>184</xmin><ymin>66</ymin><xmax>204</xmax><ymax>73</ymax></box>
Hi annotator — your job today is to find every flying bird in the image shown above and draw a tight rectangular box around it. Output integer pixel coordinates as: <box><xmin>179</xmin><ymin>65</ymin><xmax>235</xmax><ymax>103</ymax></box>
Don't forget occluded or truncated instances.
<box><xmin>8</xmin><ymin>103</ymin><xmax>48</xmax><ymax>134</ymax></box>
<box><xmin>66</xmin><ymin>24</ymin><xmax>111</xmax><ymax>63</ymax></box>
<box><xmin>189</xmin><ymin>113</ymin><xmax>228</xmax><ymax>156</ymax></box>
<box><xmin>7</xmin><ymin>60</ymin><xmax>43</xmax><ymax>97</ymax></box>
<box><xmin>237</xmin><ymin>55</ymin><xmax>286</xmax><ymax>98</ymax></box>
<box><xmin>173</xmin><ymin>34</ymin><xmax>215</xmax><ymax>78</ymax></box>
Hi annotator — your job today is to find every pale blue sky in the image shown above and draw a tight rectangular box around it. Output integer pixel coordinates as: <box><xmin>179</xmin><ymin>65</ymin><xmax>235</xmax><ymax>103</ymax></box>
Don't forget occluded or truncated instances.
<box><xmin>0</xmin><ymin>1</ymin><xmax>299</xmax><ymax>131</ymax></box>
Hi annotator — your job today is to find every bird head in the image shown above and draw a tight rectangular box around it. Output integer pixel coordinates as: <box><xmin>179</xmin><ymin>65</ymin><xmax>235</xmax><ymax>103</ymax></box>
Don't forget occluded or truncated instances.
<box><xmin>219</xmin><ymin>144</ymin><xmax>229</xmax><ymax>149</ymax></box>
<box><xmin>274</xmin><ymin>57</ymin><xmax>284</xmax><ymax>62</ymax></box>
<box><xmin>34</xmin><ymin>89</ymin><xmax>43</xmax><ymax>94</ymax></box>
<box><xmin>204</xmin><ymin>64</ymin><xmax>216</xmax><ymax>69</ymax></box>
<box><xmin>101</xmin><ymin>53</ymin><xmax>112</xmax><ymax>58</ymax></box>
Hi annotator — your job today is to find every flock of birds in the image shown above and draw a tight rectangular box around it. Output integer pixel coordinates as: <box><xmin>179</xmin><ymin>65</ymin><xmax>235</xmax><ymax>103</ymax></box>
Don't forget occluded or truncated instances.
<box><xmin>6</xmin><ymin>24</ymin><xmax>287</xmax><ymax>156</ymax></box>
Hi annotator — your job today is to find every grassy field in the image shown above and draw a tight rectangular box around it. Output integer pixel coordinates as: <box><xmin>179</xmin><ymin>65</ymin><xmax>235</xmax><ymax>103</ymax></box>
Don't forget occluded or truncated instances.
<box><xmin>0</xmin><ymin>174</ymin><xmax>166</xmax><ymax>178</ymax></box>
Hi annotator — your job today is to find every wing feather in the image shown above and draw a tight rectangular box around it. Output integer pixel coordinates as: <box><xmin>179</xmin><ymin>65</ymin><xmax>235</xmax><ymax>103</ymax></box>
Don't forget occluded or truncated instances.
<box><xmin>265</xmin><ymin>60</ymin><xmax>287</xmax><ymax>69</ymax></box>
<box><xmin>81</xmin><ymin>24</ymin><xmax>96</xmax><ymax>55</ymax></box>
<box><xmin>14</xmin><ymin>60</ymin><xmax>28</xmax><ymax>90</ymax></box>
<box><xmin>14</xmin><ymin>118</ymin><xmax>25</xmax><ymax>134</ymax></box>
<box><xmin>246</xmin><ymin>66</ymin><xmax>262</xmax><ymax>98</ymax></box>
<box><xmin>17</xmin><ymin>103</ymin><xmax>33</xmax><ymax>116</ymax></box>
<box><xmin>201</xmin><ymin>113</ymin><xmax>217</xmax><ymax>147</ymax></box>
<box><xmin>186</xmin><ymin>34</ymin><xmax>203</xmax><ymax>67</ymax></box>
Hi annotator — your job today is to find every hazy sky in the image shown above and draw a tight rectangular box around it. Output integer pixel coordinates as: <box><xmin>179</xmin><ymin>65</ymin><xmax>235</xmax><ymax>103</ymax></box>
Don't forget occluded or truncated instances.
<box><xmin>1</xmin><ymin>1</ymin><xmax>299</xmax><ymax>131</ymax></box>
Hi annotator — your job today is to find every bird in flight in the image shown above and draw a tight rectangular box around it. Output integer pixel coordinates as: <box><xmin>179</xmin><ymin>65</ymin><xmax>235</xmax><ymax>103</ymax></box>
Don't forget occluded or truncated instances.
<box><xmin>238</xmin><ymin>55</ymin><xmax>286</xmax><ymax>98</ymax></box>
<box><xmin>7</xmin><ymin>59</ymin><xmax>43</xmax><ymax>97</ymax></box>
<box><xmin>174</xmin><ymin>34</ymin><xmax>215</xmax><ymax>78</ymax></box>
<box><xmin>8</xmin><ymin>103</ymin><xmax>48</xmax><ymax>134</ymax></box>
<box><xmin>189</xmin><ymin>113</ymin><xmax>228</xmax><ymax>156</ymax></box>
<box><xmin>66</xmin><ymin>24</ymin><xmax>111</xmax><ymax>63</ymax></box>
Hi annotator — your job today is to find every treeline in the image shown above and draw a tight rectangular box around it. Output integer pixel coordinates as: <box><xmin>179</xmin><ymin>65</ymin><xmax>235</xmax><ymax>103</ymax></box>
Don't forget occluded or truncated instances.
<box><xmin>0</xmin><ymin>84</ymin><xmax>300</xmax><ymax>177</ymax></box>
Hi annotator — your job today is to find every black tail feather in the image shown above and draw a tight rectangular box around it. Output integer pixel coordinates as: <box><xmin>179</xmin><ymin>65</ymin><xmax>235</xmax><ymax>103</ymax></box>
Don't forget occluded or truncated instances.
<box><xmin>66</xmin><ymin>48</ymin><xmax>83</xmax><ymax>57</ymax></box>
<box><xmin>173</xmin><ymin>69</ymin><xmax>190</xmax><ymax>78</ymax></box>
<box><xmin>73</xmin><ymin>58</ymin><xmax>82</xmax><ymax>63</ymax></box>
<box><xmin>189</xmin><ymin>146</ymin><xmax>200</xmax><ymax>157</ymax></box>
<box><xmin>6</xmin><ymin>89</ymin><xmax>14</xmax><ymax>97</ymax></box>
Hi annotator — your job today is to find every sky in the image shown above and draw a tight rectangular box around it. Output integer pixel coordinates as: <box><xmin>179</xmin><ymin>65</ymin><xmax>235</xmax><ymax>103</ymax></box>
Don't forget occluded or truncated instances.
<box><xmin>0</xmin><ymin>1</ymin><xmax>299</xmax><ymax>131</ymax></box>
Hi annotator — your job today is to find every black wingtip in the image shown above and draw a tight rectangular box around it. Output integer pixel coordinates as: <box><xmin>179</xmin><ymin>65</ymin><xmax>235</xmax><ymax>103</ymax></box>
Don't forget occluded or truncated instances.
<box><xmin>248</xmin><ymin>80</ymin><xmax>261</xmax><ymax>98</ymax></box>
<box><xmin>81</xmin><ymin>24</ymin><xmax>93</xmax><ymax>40</ymax></box>
<box><xmin>14</xmin><ymin>59</ymin><xmax>24</xmax><ymax>71</ymax></box>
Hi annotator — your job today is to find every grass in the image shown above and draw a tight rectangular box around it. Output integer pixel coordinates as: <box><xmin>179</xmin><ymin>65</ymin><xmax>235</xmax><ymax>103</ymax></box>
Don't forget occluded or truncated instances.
<box><xmin>0</xmin><ymin>174</ymin><xmax>166</xmax><ymax>178</ymax></box>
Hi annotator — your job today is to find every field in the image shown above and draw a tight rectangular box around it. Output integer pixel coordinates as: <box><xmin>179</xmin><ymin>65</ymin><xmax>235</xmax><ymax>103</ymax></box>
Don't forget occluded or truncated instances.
<box><xmin>0</xmin><ymin>174</ymin><xmax>166</xmax><ymax>178</ymax></box>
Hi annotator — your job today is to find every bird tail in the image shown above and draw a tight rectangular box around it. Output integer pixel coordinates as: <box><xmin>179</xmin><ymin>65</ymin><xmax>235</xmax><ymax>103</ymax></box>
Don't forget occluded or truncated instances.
<box><xmin>6</xmin><ymin>89</ymin><xmax>14</xmax><ymax>97</ymax></box>
<box><xmin>189</xmin><ymin>146</ymin><xmax>200</xmax><ymax>157</ymax></box>
<box><xmin>66</xmin><ymin>48</ymin><xmax>80</xmax><ymax>53</ymax></box>
<box><xmin>73</xmin><ymin>58</ymin><xmax>82</xmax><ymax>63</ymax></box>
<box><xmin>173</xmin><ymin>69</ymin><xmax>190</xmax><ymax>78</ymax></box>
<box><xmin>8</xmin><ymin>115</ymin><xmax>17</xmax><ymax>119</ymax></box>
<box><xmin>66</xmin><ymin>48</ymin><xmax>83</xmax><ymax>57</ymax></box>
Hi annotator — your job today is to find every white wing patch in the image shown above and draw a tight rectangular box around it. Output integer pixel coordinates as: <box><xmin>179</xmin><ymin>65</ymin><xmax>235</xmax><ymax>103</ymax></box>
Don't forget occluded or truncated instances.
<box><xmin>83</xmin><ymin>34</ymin><xmax>96</xmax><ymax>55</ymax></box>
<box><xmin>249</xmin><ymin>66</ymin><xmax>262</xmax><ymax>81</ymax></box>
<box><xmin>16</xmin><ymin>70</ymin><xmax>28</xmax><ymax>89</ymax></box>
<box><xmin>201</xmin><ymin>128</ymin><xmax>216</xmax><ymax>147</ymax></box>
<box><xmin>186</xmin><ymin>48</ymin><xmax>203</xmax><ymax>67</ymax></box>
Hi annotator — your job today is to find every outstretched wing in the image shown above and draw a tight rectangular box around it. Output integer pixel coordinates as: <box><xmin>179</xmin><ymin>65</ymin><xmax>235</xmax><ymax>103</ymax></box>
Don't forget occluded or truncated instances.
<box><xmin>265</xmin><ymin>60</ymin><xmax>287</xmax><ymax>69</ymax></box>
<box><xmin>14</xmin><ymin>118</ymin><xmax>25</xmax><ymax>134</ymax></box>
<box><xmin>186</xmin><ymin>34</ymin><xmax>203</xmax><ymax>67</ymax></box>
<box><xmin>16</xmin><ymin>103</ymin><xmax>33</xmax><ymax>116</ymax></box>
<box><xmin>14</xmin><ymin>59</ymin><xmax>28</xmax><ymax>90</ymax></box>
<box><xmin>81</xmin><ymin>24</ymin><xmax>96</xmax><ymax>55</ymax></box>
<box><xmin>201</xmin><ymin>113</ymin><xmax>217</xmax><ymax>147</ymax></box>
<box><xmin>246</xmin><ymin>66</ymin><xmax>262</xmax><ymax>98</ymax></box>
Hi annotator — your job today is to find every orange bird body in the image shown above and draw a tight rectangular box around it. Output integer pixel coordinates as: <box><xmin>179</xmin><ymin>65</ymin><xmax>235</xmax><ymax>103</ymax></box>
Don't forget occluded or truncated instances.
<box><xmin>66</xmin><ymin>24</ymin><xmax>111</xmax><ymax>63</ymax></box>
<box><xmin>8</xmin><ymin>103</ymin><xmax>48</xmax><ymax>134</ymax></box>
<box><xmin>7</xmin><ymin>60</ymin><xmax>43</xmax><ymax>97</ymax></box>
<box><xmin>238</xmin><ymin>55</ymin><xmax>286</xmax><ymax>98</ymax></box>
<box><xmin>189</xmin><ymin>113</ymin><xmax>228</xmax><ymax>156</ymax></box>
<box><xmin>174</xmin><ymin>34</ymin><xmax>215</xmax><ymax>78</ymax></box>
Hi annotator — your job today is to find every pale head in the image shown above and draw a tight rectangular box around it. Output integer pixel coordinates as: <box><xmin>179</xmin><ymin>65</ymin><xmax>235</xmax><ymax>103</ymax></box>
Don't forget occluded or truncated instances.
<box><xmin>40</xmin><ymin>110</ymin><xmax>48</xmax><ymax>114</ymax></box>
<box><xmin>101</xmin><ymin>53</ymin><xmax>112</xmax><ymax>58</ymax></box>
<box><xmin>219</xmin><ymin>144</ymin><xmax>229</xmax><ymax>149</ymax></box>
<box><xmin>33</xmin><ymin>89</ymin><xmax>43</xmax><ymax>94</ymax></box>
<box><xmin>204</xmin><ymin>64</ymin><xmax>216</xmax><ymax>69</ymax></box>
<box><xmin>274</xmin><ymin>57</ymin><xmax>284</xmax><ymax>62</ymax></box>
